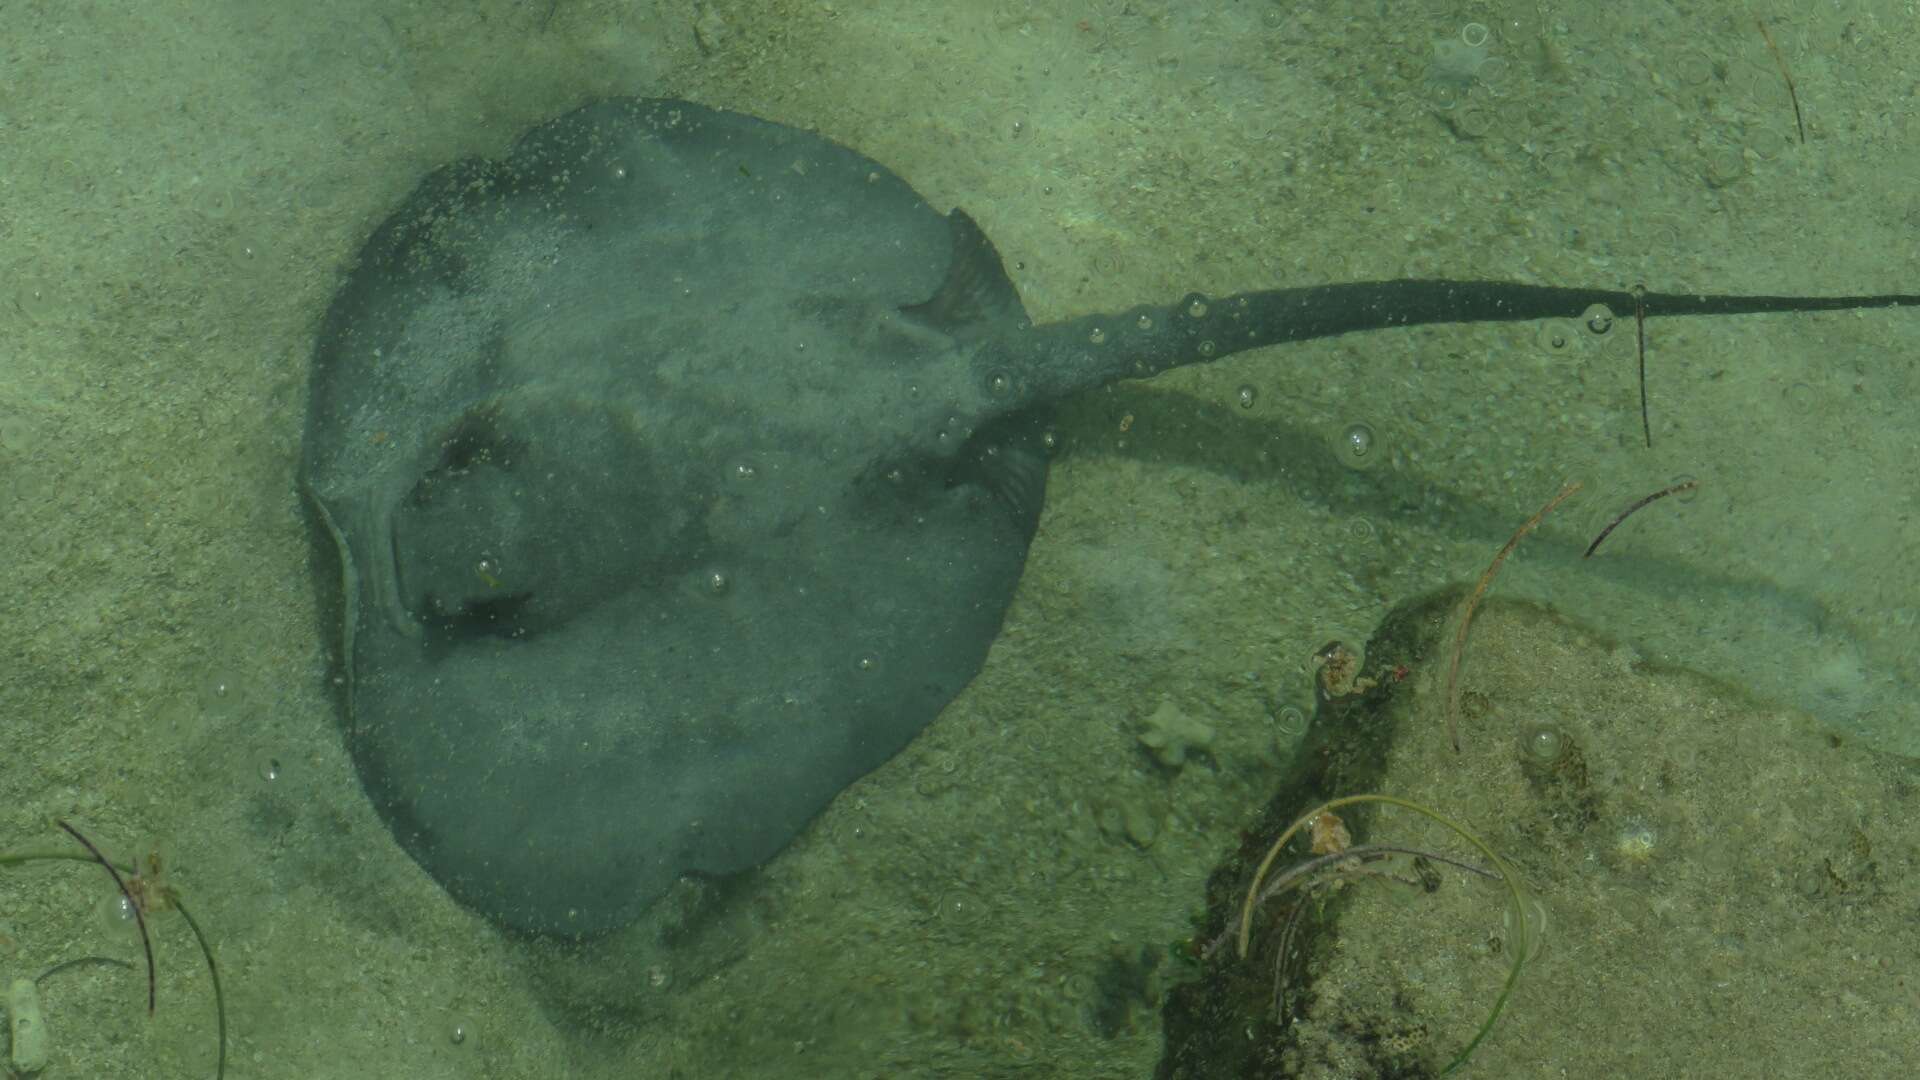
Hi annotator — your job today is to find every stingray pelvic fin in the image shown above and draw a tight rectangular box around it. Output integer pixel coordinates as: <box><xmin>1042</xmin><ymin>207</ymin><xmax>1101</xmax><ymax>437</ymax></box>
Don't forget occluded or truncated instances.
<box><xmin>900</xmin><ymin>209</ymin><xmax>1027</xmax><ymax>338</ymax></box>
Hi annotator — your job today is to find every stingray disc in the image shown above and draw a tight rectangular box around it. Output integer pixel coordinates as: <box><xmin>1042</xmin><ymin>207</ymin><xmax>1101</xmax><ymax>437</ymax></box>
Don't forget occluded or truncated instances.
<box><xmin>304</xmin><ymin>98</ymin><xmax>1045</xmax><ymax>934</ymax></box>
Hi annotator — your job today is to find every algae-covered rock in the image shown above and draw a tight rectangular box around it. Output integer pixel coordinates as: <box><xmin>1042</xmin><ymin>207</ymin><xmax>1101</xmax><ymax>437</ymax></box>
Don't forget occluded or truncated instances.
<box><xmin>1160</xmin><ymin>591</ymin><xmax>1920</xmax><ymax>1078</ymax></box>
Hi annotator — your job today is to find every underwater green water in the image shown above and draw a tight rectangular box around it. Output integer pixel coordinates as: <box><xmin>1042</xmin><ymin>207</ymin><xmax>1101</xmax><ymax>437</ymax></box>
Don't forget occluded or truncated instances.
<box><xmin>2</xmin><ymin>2</ymin><xmax>1915</xmax><ymax>1076</ymax></box>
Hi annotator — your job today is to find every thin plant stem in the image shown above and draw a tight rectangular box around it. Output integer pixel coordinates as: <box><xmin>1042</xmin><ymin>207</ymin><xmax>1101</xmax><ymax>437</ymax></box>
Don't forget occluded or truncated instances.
<box><xmin>1252</xmin><ymin>843</ymin><xmax>1498</xmax><ymax>911</ymax></box>
<box><xmin>1263</xmin><ymin>852</ymin><xmax>1494</xmax><ymax>1025</ymax></box>
<box><xmin>1</xmin><ymin>834</ymin><xmax>227</xmax><ymax>1079</ymax></box>
<box><xmin>1445</xmin><ymin>481</ymin><xmax>1581</xmax><ymax>751</ymax></box>
<box><xmin>1237</xmin><ymin>794</ymin><xmax>1535</xmax><ymax>1074</ymax></box>
<box><xmin>1756</xmin><ymin>17</ymin><xmax>1806</xmax><ymax>144</ymax></box>
<box><xmin>57</xmin><ymin>820</ymin><xmax>156</xmax><ymax>1016</ymax></box>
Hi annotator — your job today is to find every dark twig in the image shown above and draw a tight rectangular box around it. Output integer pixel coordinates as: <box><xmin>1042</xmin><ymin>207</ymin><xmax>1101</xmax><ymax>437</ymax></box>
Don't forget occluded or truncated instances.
<box><xmin>1633</xmin><ymin>285</ymin><xmax>1650</xmax><ymax>448</ymax></box>
<box><xmin>171</xmin><ymin>895</ymin><xmax>228</xmax><ymax>1080</ymax></box>
<box><xmin>55</xmin><ymin>820</ymin><xmax>155</xmax><ymax>1016</ymax></box>
<box><xmin>1270</xmin><ymin>878</ymin><xmax>1325</xmax><ymax>1022</ymax></box>
<box><xmin>35</xmin><ymin>955</ymin><xmax>134</xmax><ymax>986</ymax></box>
<box><xmin>1756</xmin><ymin>17</ymin><xmax>1807</xmax><ymax>145</ymax></box>
<box><xmin>1584</xmin><ymin>479</ymin><xmax>1700</xmax><ymax>558</ymax></box>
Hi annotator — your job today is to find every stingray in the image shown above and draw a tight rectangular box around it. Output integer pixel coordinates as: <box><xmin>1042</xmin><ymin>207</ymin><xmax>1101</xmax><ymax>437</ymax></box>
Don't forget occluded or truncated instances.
<box><xmin>302</xmin><ymin>97</ymin><xmax>1917</xmax><ymax>935</ymax></box>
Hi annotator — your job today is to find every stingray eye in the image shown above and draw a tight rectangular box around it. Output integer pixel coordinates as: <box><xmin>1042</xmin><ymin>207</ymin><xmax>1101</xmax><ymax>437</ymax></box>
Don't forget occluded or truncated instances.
<box><xmin>438</xmin><ymin>408</ymin><xmax>520</xmax><ymax>473</ymax></box>
<box><xmin>441</xmin><ymin>433</ymin><xmax>491</xmax><ymax>473</ymax></box>
<box><xmin>441</xmin><ymin>591</ymin><xmax>535</xmax><ymax>639</ymax></box>
<box><xmin>439</xmin><ymin>426</ymin><xmax>518</xmax><ymax>472</ymax></box>
<box><xmin>409</xmin><ymin>404</ymin><xmax>524</xmax><ymax>507</ymax></box>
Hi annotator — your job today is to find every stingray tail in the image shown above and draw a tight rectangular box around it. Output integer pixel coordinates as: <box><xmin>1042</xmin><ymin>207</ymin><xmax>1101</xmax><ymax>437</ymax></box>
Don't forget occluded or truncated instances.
<box><xmin>1017</xmin><ymin>279</ymin><xmax>1920</xmax><ymax>401</ymax></box>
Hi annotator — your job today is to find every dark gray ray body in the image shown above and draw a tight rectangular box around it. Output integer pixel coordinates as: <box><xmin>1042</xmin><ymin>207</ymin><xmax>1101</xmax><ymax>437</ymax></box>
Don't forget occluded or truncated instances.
<box><xmin>303</xmin><ymin>97</ymin><xmax>1917</xmax><ymax>934</ymax></box>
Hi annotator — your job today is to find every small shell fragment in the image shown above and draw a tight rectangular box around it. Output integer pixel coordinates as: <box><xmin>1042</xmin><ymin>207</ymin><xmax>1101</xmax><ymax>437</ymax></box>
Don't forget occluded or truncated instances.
<box><xmin>1309</xmin><ymin>810</ymin><xmax>1353</xmax><ymax>856</ymax></box>
<box><xmin>8</xmin><ymin>975</ymin><xmax>49</xmax><ymax>1074</ymax></box>
<box><xmin>1311</xmin><ymin>640</ymin><xmax>1376</xmax><ymax>701</ymax></box>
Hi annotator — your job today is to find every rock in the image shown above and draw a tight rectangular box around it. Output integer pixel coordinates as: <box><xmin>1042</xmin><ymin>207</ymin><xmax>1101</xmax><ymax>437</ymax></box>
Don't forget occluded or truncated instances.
<box><xmin>1121</xmin><ymin>800</ymin><xmax>1162</xmax><ymax>848</ymax></box>
<box><xmin>1138</xmin><ymin>699</ymin><xmax>1214</xmax><ymax>768</ymax></box>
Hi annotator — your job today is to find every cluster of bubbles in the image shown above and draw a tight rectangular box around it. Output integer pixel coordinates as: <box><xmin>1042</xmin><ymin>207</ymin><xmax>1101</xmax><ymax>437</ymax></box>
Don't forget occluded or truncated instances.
<box><xmin>1428</xmin><ymin>22</ymin><xmax>1509</xmax><ymax>111</ymax></box>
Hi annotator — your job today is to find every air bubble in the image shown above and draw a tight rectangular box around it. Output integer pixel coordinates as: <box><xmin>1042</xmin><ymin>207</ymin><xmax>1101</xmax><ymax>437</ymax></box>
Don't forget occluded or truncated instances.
<box><xmin>1702</xmin><ymin>145</ymin><xmax>1747</xmax><ymax>188</ymax></box>
<box><xmin>227</xmin><ymin>237</ymin><xmax>260</xmax><ymax>267</ymax></box>
<box><xmin>199</xmin><ymin>184</ymin><xmax>236</xmax><ymax>222</ymax></box>
<box><xmin>1501</xmin><ymin>894</ymin><xmax>1549</xmax><ymax>963</ymax></box>
<box><xmin>1236</xmin><ymin>385</ymin><xmax>1257</xmax><ymax>409</ymax></box>
<box><xmin>1536</xmin><ymin>320</ymin><xmax>1577</xmax><ymax>352</ymax></box>
<box><xmin>1347</xmin><ymin>517</ymin><xmax>1376</xmax><ymax>542</ymax></box>
<box><xmin>1454</xmin><ymin>106</ymin><xmax>1494</xmax><ymax>139</ymax></box>
<box><xmin>1186</xmin><ymin>297</ymin><xmax>1208</xmax><ymax>318</ymax></box>
<box><xmin>1581</xmin><ymin>304</ymin><xmax>1614</xmax><ymax>335</ymax></box>
<box><xmin>1135</xmin><ymin>314</ymin><xmax>1153</xmax><ymax>330</ymax></box>
<box><xmin>1041</xmin><ymin>429</ymin><xmax>1059</xmax><ymax>451</ymax></box>
<box><xmin>1337</xmin><ymin>422</ymin><xmax>1377</xmax><ymax>466</ymax></box>
<box><xmin>1274</xmin><ymin>705</ymin><xmax>1307</xmax><ymax>737</ymax></box>
<box><xmin>1461</xmin><ymin>22</ymin><xmax>1489</xmax><ymax>47</ymax></box>
<box><xmin>1614</xmin><ymin>820</ymin><xmax>1658</xmax><ymax>864</ymax></box>
<box><xmin>1748</xmin><ymin>127</ymin><xmax>1788</xmax><ymax>161</ymax></box>
<box><xmin>97</xmin><ymin>890</ymin><xmax>138</xmax><ymax>937</ymax></box>
<box><xmin>197</xmin><ymin>674</ymin><xmax>242</xmax><ymax>717</ymax></box>
<box><xmin>987</xmin><ymin>370</ymin><xmax>1012</xmax><ymax>396</ymax></box>
<box><xmin>1197</xmin><ymin>340</ymin><xmax>1215</xmax><ymax>357</ymax></box>
<box><xmin>733</xmin><ymin>463</ymin><xmax>757</xmax><ymax>480</ymax></box>
<box><xmin>706</xmin><ymin>571</ymin><xmax>730</xmax><ymax>596</ymax></box>
<box><xmin>450</xmin><ymin>1023</ymin><xmax>471</xmax><ymax>1046</ymax></box>
<box><xmin>1429</xmin><ymin>33</ymin><xmax>1489</xmax><ymax>93</ymax></box>
<box><xmin>1088</xmin><ymin>327</ymin><xmax>1106</xmax><ymax>345</ymax></box>
<box><xmin>1675</xmin><ymin>51</ymin><xmax>1714</xmax><ymax>87</ymax></box>
<box><xmin>258</xmin><ymin>758</ymin><xmax>282</xmax><ymax>782</ymax></box>
<box><xmin>0</xmin><ymin>413</ymin><xmax>34</xmax><ymax>454</ymax></box>
<box><xmin>15</xmin><ymin>280</ymin><xmax>57</xmax><ymax>321</ymax></box>
<box><xmin>857</xmin><ymin>656</ymin><xmax>877</xmax><ymax>672</ymax></box>
<box><xmin>1495</xmin><ymin>11</ymin><xmax>1538</xmax><ymax>44</ymax></box>
<box><xmin>1521</xmin><ymin>725</ymin><xmax>1565</xmax><ymax>763</ymax></box>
